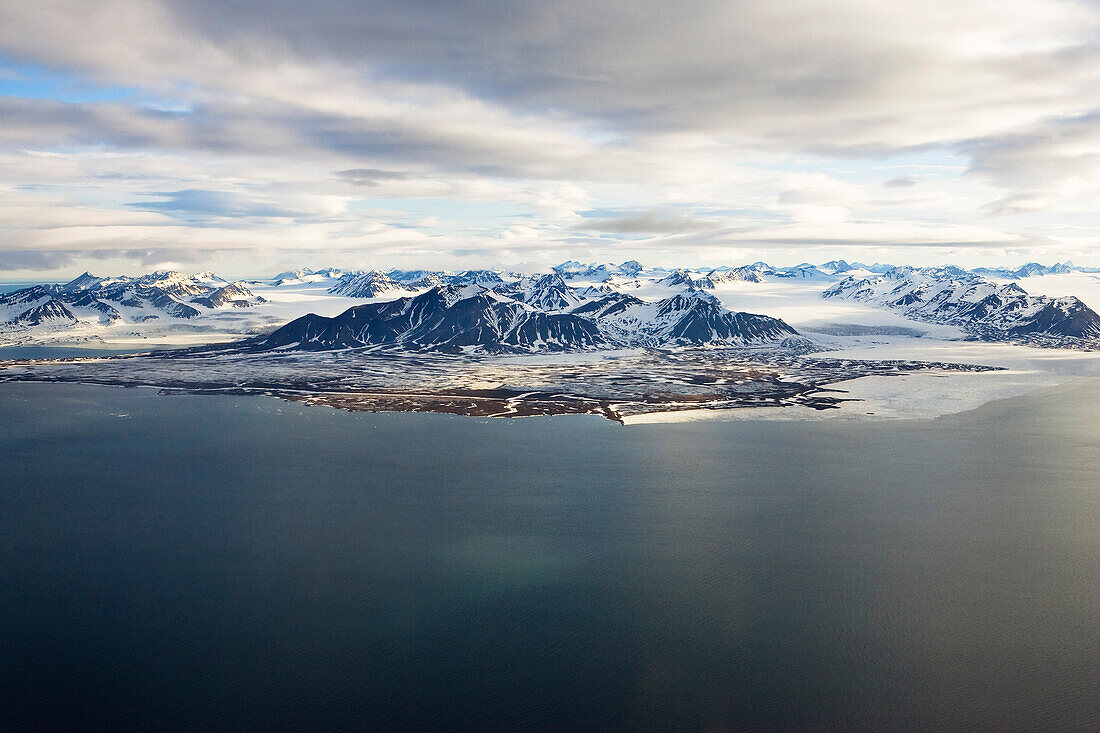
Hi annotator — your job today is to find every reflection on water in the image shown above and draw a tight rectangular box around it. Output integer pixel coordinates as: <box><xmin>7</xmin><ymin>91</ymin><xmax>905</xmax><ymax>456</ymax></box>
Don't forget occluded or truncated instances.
<box><xmin>1</xmin><ymin>381</ymin><xmax>1097</xmax><ymax>730</ymax></box>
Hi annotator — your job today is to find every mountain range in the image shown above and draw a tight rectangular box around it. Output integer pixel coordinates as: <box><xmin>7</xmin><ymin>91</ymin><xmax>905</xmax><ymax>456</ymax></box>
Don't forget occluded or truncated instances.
<box><xmin>264</xmin><ymin>259</ymin><xmax>1100</xmax><ymax>291</ymax></box>
<box><xmin>254</xmin><ymin>282</ymin><xmax>797</xmax><ymax>353</ymax></box>
<box><xmin>0</xmin><ymin>271</ymin><xmax>265</xmax><ymax>331</ymax></box>
<box><xmin>3</xmin><ymin>259</ymin><xmax>1098</xmax><ymax>350</ymax></box>
<box><xmin>326</xmin><ymin>269</ymin><xmax>510</xmax><ymax>298</ymax></box>
<box><xmin>824</xmin><ymin>267</ymin><xmax>1100</xmax><ymax>340</ymax></box>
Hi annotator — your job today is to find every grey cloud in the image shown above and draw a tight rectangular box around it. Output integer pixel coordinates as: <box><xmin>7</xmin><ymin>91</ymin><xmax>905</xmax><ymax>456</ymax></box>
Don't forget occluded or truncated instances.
<box><xmin>156</xmin><ymin>0</ymin><xmax>1100</xmax><ymax>150</ymax></box>
<box><xmin>94</xmin><ymin>172</ymin><xmax>159</xmax><ymax>181</ymax></box>
<box><xmin>615</xmin><ymin>224</ymin><xmax>1050</xmax><ymax>251</ymax></box>
<box><xmin>2</xmin><ymin>0</ymin><xmax>1099</xmax><ymax>268</ymax></box>
<box><xmin>980</xmin><ymin>192</ymin><xmax>1057</xmax><ymax>217</ymax></box>
<box><xmin>9</xmin><ymin>0</ymin><xmax>1099</xmax><ymax>154</ymax></box>
<box><xmin>885</xmin><ymin>177</ymin><xmax>917</xmax><ymax>188</ymax></box>
<box><xmin>585</xmin><ymin>211</ymin><xmax>723</xmax><ymax>234</ymax></box>
<box><xmin>0</xmin><ymin>96</ymin><xmax>261</xmax><ymax>155</ymax></box>
<box><xmin>0</xmin><ymin>96</ymin><xmax>604</xmax><ymax>182</ymax></box>
<box><xmin>961</xmin><ymin>112</ymin><xmax>1100</xmax><ymax>192</ymax></box>
<box><xmin>0</xmin><ymin>246</ymin><xmax>252</xmax><ymax>275</ymax></box>
<box><xmin>450</xmin><ymin>248</ymin><xmax>501</xmax><ymax>258</ymax></box>
<box><xmin>104</xmin><ymin>248</ymin><xmax>230</xmax><ymax>266</ymax></box>
<box><xmin>0</xmin><ymin>249</ymin><xmax>77</xmax><ymax>270</ymax></box>
<box><xmin>777</xmin><ymin>187</ymin><xmax>854</xmax><ymax>207</ymax></box>
<box><xmin>732</xmin><ymin>238</ymin><xmax>1017</xmax><ymax>249</ymax></box>
<box><xmin>5</xmin><ymin>1</ymin><xmax>1100</xmax><ymax>195</ymax></box>
<box><xmin>159</xmin><ymin>2</ymin><xmax>900</xmax><ymax>130</ymax></box>
<box><xmin>127</xmin><ymin>189</ymin><xmax>301</xmax><ymax>219</ymax></box>
<box><xmin>300</xmin><ymin>111</ymin><xmax>596</xmax><ymax>179</ymax></box>
<box><xmin>0</xmin><ymin>97</ymin><xmax>160</xmax><ymax>149</ymax></box>
<box><xmin>336</xmin><ymin>168</ymin><xmax>412</xmax><ymax>186</ymax></box>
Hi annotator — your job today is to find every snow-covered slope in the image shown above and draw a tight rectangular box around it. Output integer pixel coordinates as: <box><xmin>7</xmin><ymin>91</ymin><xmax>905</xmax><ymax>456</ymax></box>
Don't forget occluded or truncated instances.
<box><xmin>657</xmin><ymin>269</ymin><xmax>704</xmax><ymax>289</ymax></box>
<box><xmin>0</xmin><ymin>271</ymin><xmax>266</xmax><ymax>341</ymax></box>
<box><xmin>259</xmin><ymin>284</ymin><xmax>606</xmax><ymax>353</ymax></box>
<box><xmin>447</xmin><ymin>269</ymin><xmax>506</xmax><ymax>287</ymax></box>
<box><xmin>328</xmin><ymin>270</ymin><xmax>406</xmax><ymax>298</ymax></box>
<box><xmin>272</xmin><ymin>267</ymin><xmax>347</xmax><ymax>285</ymax></box>
<box><xmin>6</xmin><ymin>260</ymin><xmax>1099</xmax><ymax>351</ymax></box>
<box><xmin>972</xmin><ymin>261</ymin><xmax>1080</xmax><ymax>279</ymax></box>
<box><xmin>256</xmin><ymin>281</ymin><xmax>799</xmax><ymax>354</ymax></box>
<box><xmin>495</xmin><ymin>273</ymin><xmax>588</xmax><ymax>312</ymax></box>
<box><xmin>697</xmin><ymin>262</ymin><xmax>832</xmax><ymax>286</ymax></box>
<box><xmin>997</xmin><ymin>272</ymin><xmax>1100</xmax><ymax>308</ymax></box>
<box><xmin>824</xmin><ymin>267</ymin><xmax>1100</xmax><ymax>343</ymax></box>
<box><xmin>704</xmin><ymin>264</ymin><xmax>771</xmax><ymax>284</ymax></box>
<box><xmin>570</xmin><ymin>289</ymin><xmax>797</xmax><ymax>346</ymax></box>
<box><xmin>553</xmin><ymin>260</ymin><xmax>646</xmax><ymax>280</ymax></box>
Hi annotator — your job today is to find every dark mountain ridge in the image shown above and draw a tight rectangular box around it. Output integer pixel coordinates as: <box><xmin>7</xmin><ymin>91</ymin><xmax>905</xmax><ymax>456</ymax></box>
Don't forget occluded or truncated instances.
<box><xmin>255</xmin><ymin>284</ymin><xmax>800</xmax><ymax>353</ymax></box>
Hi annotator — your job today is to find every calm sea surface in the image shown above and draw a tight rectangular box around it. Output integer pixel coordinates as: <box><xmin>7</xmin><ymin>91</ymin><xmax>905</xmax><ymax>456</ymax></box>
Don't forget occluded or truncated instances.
<box><xmin>1</xmin><ymin>380</ymin><xmax>1097</xmax><ymax>731</ymax></box>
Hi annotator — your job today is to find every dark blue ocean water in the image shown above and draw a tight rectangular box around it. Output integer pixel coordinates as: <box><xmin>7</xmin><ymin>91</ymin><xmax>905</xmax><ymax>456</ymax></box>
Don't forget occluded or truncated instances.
<box><xmin>1</xmin><ymin>381</ymin><xmax>1098</xmax><ymax>731</ymax></box>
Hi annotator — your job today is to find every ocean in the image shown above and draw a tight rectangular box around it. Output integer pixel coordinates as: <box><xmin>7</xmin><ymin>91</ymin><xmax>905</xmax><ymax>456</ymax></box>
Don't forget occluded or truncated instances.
<box><xmin>1</xmin><ymin>380</ymin><xmax>1097</xmax><ymax>730</ymax></box>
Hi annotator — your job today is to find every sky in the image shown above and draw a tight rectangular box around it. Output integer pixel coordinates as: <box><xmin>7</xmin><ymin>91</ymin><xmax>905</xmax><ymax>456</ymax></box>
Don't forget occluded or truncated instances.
<box><xmin>2</xmin><ymin>0</ymin><xmax>1100</xmax><ymax>279</ymax></box>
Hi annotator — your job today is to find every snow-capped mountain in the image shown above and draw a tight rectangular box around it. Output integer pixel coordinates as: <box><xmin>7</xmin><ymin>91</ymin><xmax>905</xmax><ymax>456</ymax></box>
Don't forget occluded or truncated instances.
<box><xmin>257</xmin><ymin>284</ymin><xmax>606</xmax><ymax>353</ymax></box>
<box><xmin>7</xmin><ymin>259</ymin><xmax>1099</xmax><ymax>351</ymax></box>
<box><xmin>131</xmin><ymin>270</ymin><xmax>230</xmax><ymax>297</ymax></box>
<box><xmin>272</xmin><ymin>267</ymin><xmax>347</xmax><ymax>285</ymax></box>
<box><xmin>496</xmin><ymin>273</ymin><xmax>588</xmax><ymax>312</ymax></box>
<box><xmin>255</xmin><ymin>281</ymin><xmax>799</xmax><ymax>354</ymax></box>
<box><xmin>1016</xmin><ymin>262</ymin><xmax>1067</xmax><ymax>278</ymax></box>
<box><xmin>447</xmin><ymin>269</ymin><xmax>506</xmax><ymax>287</ymax></box>
<box><xmin>385</xmin><ymin>269</ymin><xmax>435</xmax><ymax>282</ymax></box>
<box><xmin>552</xmin><ymin>260</ymin><xmax>645</xmax><ymax>280</ymax></box>
<box><xmin>703</xmin><ymin>262</ymin><xmax>774</xmax><ymax>285</ymax></box>
<box><xmin>278</xmin><ymin>267</ymin><xmax>503</xmax><ymax>291</ymax></box>
<box><xmin>328</xmin><ymin>270</ymin><xmax>405</xmax><ymax>298</ymax></box>
<box><xmin>819</xmin><ymin>260</ymin><xmax>856</xmax><ymax>275</ymax></box>
<box><xmin>613</xmin><ymin>260</ymin><xmax>644</xmax><ymax>277</ymax></box>
<box><xmin>582</xmin><ymin>275</ymin><xmax>642</xmax><ymax>293</ymax></box>
<box><xmin>571</xmin><ymin>289</ymin><xmax>797</xmax><ymax>347</ymax></box>
<box><xmin>191</xmin><ymin>282</ymin><xmax>261</xmax><ymax>309</ymax></box>
<box><xmin>0</xmin><ymin>271</ymin><xmax>265</xmax><ymax>334</ymax></box>
<box><xmin>823</xmin><ymin>267</ymin><xmax>1100</xmax><ymax>342</ymax></box>
<box><xmin>657</xmin><ymin>269</ymin><xmax>704</xmax><ymax>289</ymax></box>
<box><xmin>406</xmin><ymin>273</ymin><xmax>446</xmax><ymax>289</ymax></box>
<box><xmin>376</xmin><ymin>268</ymin><xmax>506</xmax><ymax>289</ymax></box>
<box><xmin>691</xmin><ymin>262</ymin><xmax>834</xmax><ymax>287</ymax></box>
<box><xmin>779</xmin><ymin>263</ymin><xmax>830</xmax><ymax>279</ymax></box>
<box><xmin>969</xmin><ymin>261</ymin><xmax>1099</xmax><ymax>279</ymax></box>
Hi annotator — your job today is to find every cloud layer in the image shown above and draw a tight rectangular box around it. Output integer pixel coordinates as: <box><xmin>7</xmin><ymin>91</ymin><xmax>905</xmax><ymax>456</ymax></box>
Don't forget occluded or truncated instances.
<box><xmin>1</xmin><ymin>0</ymin><xmax>1099</xmax><ymax>276</ymax></box>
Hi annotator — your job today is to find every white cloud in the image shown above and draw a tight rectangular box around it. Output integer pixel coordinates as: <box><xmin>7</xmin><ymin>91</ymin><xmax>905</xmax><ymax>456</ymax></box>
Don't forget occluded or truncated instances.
<box><xmin>0</xmin><ymin>0</ymin><xmax>1099</xmax><ymax>276</ymax></box>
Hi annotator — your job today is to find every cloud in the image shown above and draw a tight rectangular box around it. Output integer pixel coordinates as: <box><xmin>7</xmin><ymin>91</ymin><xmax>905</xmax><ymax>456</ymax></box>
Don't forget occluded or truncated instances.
<box><xmin>0</xmin><ymin>249</ymin><xmax>76</xmax><ymax>270</ymax></box>
<box><xmin>7</xmin><ymin>1</ymin><xmax>1100</xmax><ymax>157</ymax></box>
<box><xmin>963</xmin><ymin>111</ymin><xmax>1100</xmax><ymax>197</ymax></box>
<box><xmin>127</xmin><ymin>189</ymin><xmax>302</xmax><ymax>219</ymax></box>
<box><xmin>981</xmin><ymin>192</ymin><xmax>1055</xmax><ymax>217</ymax></box>
<box><xmin>1</xmin><ymin>0</ymin><xmax>1100</xmax><ymax>275</ymax></box>
<box><xmin>584</xmin><ymin>210</ymin><xmax>723</xmax><ymax>234</ymax></box>
<box><xmin>335</xmin><ymin>168</ymin><xmax>412</xmax><ymax>186</ymax></box>
<box><xmin>152</xmin><ymin>0</ymin><xmax>1100</xmax><ymax>152</ymax></box>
